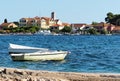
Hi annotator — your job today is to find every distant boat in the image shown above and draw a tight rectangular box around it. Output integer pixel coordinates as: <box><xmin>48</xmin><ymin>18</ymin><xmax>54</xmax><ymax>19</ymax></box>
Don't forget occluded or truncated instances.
<box><xmin>9</xmin><ymin>43</ymin><xmax>69</xmax><ymax>61</ymax></box>
<box><xmin>106</xmin><ymin>34</ymin><xmax>112</xmax><ymax>36</ymax></box>
<box><xmin>35</xmin><ymin>30</ymin><xmax>52</xmax><ymax>35</ymax></box>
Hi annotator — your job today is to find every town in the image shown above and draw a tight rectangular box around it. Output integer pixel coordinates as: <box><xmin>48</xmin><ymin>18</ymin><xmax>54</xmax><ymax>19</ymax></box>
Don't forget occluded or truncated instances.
<box><xmin>0</xmin><ymin>12</ymin><xmax>120</xmax><ymax>35</ymax></box>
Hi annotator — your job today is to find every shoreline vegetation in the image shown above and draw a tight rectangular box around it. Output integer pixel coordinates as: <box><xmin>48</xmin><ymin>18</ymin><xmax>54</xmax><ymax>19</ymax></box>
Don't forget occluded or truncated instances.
<box><xmin>0</xmin><ymin>67</ymin><xmax>120</xmax><ymax>81</ymax></box>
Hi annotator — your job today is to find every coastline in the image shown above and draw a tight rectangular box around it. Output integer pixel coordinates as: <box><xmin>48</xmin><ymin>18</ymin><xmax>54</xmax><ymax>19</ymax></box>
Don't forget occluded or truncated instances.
<box><xmin>0</xmin><ymin>67</ymin><xmax>120</xmax><ymax>81</ymax></box>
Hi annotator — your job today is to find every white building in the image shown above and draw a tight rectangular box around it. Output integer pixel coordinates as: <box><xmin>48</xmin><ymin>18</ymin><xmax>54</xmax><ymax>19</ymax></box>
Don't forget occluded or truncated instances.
<box><xmin>19</xmin><ymin>12</ymin><xmax>69</xmax><ymax>30</ymax></box>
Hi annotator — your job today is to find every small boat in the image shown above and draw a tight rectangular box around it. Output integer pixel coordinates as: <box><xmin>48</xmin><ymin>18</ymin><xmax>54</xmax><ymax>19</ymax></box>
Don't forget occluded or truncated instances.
<box><xmin>9</xmin><ymin>43</ymin><xmax>69</xmax><ymax>61</ymax></box>
<box><xmin>34</xmin><ymin>30</ymin><xmax>52</xmax><ymax>35</ymax></box>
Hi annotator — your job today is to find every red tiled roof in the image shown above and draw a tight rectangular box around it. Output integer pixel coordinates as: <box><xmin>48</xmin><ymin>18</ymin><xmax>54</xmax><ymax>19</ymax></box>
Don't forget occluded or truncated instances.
<box><xmin>0</xmin><ymin>23</ymin><xmax>11</xmax><ymax>27</ymax></box>
<box><xmin>71</xmin><ymin>23</ymin><xmax>86</xmax><ymax>27</ymax></box>
<box><xmin>41</xmin><ymin>17</ymin><xmax>51</xmax><ymax>20</ymax></box>
<box><xmin>62</xmin><ymin>23</ymin><xmax>70</xmax><ymax>26</ymax></box>
<box><xmin>92</xmin><ymin>22</ymin><xmax>111</xmax><ymax>27</ymax></box>
<box><xmin>41</xmin><ymin>17</ymin><xmax>51</xmax><ymax>25</ymax></box>
<box><xmin>51</xmin><ymin>24</ymin><xmax>61</xmax><ymax>27</ymax></box>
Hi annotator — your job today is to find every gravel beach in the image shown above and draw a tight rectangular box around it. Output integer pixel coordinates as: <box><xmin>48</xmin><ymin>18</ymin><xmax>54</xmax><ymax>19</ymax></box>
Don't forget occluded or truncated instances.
<box><xmin>0</xmin><ymin>67</ymin><xmax>120</xmax><ymax>81</ymax></box>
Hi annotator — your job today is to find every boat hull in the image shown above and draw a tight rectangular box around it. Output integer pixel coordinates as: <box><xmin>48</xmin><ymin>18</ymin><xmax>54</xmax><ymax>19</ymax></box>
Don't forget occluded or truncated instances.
<box><xmin>10</xmin><ymin>52</ymin><xmax>68</xmax><ymax>61</ymax></box>
<box><xmin>9</xmin><ymin>43</ymin><xmax>69</xmax><ymax>61</ymax></box>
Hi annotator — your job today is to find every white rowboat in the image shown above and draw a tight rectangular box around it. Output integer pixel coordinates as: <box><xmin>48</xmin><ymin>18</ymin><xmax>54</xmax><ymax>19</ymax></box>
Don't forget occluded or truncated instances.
<box><xmin>9</xmin><ymin>43</ymin><xmax>69</xmax><ymax>61</ymax></box>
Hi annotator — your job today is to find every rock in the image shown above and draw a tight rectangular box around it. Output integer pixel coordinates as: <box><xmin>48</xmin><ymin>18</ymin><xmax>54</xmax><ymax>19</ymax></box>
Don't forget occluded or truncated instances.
<box><xmin>3</xmin><ymin>68</ymin><xmax>14</xmax><ymax>75</ymax></box>
<box><xmin>14</xmin><ymin>69</ymin><xmax>23</xmax><ymax>75</ymax></box>
<box><xmin>0</xmin><ymin>68</ymin><xmax>5</xmax><ymax>73</ymax></box>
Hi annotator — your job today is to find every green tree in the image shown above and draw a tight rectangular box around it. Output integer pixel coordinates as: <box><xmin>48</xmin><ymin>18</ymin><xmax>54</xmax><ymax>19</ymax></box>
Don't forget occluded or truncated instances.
<box><xmin>105</xmin><ymin>12</ymin><xmax>120</xmax><ymax>26</ymax></box>
<box><xmin>92</xmin><ymin>21</ymin><xmax>99</xmax><ymax>25</ymax></box>
<box><xmin>100</xmin><ymin>29</ymin><xmax>108</xmax><ymax>34</ymax></box>
<box><xmin>88</xmin><ymin>28</ymin><xmax>98</xmax><ymax>35</ymax></box>
<box><xmin>11</xmin><ymin>28</ymin><xmax>17</xmax><ymax>33</ymax></box>
<box><xmin>13</xmin><ymin>22</ymin><xmax>19</xmax><ymax>26</ymax></box>
<box><xmin>51</xmin><ymin>29</ymin><xmax>60</xmax><ymax>33</ymax></box>
<box><xmin>116</xmin><ymin>18</ymin><xmax>120</xmax><ymax>26</ymax></box>
<box><xmin>30</xmin><ymin>27</ymin><xmax>36</xmax><ymax>33</ymax></box>
<box><xmin>20</xmin><ymin>27</ymin><xmax>25</xmax><ymax>33</ymax></box>
<box><xmin>35</xmin><ymin>26</ymin><xmax>39</xmax><ymax>32</ymax></box>
<box><xmin>61</xmin><ymin>26</ymin><xmax>72</xmax><ymax>33</ymax></box>
<box><xmin>2</xmin><ymin>25</ymin><xmax>47</xmax><ymax>34</ymax></box>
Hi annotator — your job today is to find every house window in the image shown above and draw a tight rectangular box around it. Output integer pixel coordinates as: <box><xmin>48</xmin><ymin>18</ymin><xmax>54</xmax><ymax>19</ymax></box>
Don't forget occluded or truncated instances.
<box><xmin>75</xmin><ymin>27</ymin><xmax>77</xmax><ymax>29</ymax></box>
<box><xmin>31</xmin><ymin>20</ymin><xmax>35</xmax><ymax>23</ymax></box>
<box><xmin>55</xmin><ymin>27</ymin><xmax>57</xmax><ymax>29</ymax></box>
<box><xmin>20</xmin><ymin>19</ymin><xmax>26</xmax><ymax>22</ymax></box>
<box><xmin>51</xmin><ymin>27</ymin><xmax>53</xmax><ymax>29</ymax></box>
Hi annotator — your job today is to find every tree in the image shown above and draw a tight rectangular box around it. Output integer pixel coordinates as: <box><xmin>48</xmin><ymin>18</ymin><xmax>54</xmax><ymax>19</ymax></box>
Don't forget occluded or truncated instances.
<box><xmin>116</xmin><ymin>18</ymin><xmax>120</xmax><ymax>26</ymax></box>
<box><xmin>88</xmin><ymin>28</ymin><xmax>98</xmax><ymax>35</ymax></box>
<box><xmin>92</xmin><ymin>21</ymin><xmax>99</xmax><ymax>25</ymax></box>
<box><xmin>30</xmin><ymin>27</ymin><xmax>36</xmax><ymax>34</ymax></box>
<box><xmin>13</xmin><ymin>22</ymin><xmax>19</xmax><ymax>26</ymax></box>
<box><xmin>4</xmin><ymin>19</ymin><xmax>8</xmax><ymax>23</ymax></box>
<box><xmin>51</xmin><ymin>29</ymin><xmax>60</xmax><ymax>33</ymax></box>
<box><xmin>61</xmin><ymin>26</ymin><xmax>72</xmax><ymax>33</ymax></box>
<box><xmin>35</xmin><ymin>26</ymin><xmax>39</xmax><ymax>32</ymax></box>
<box><xmin>100</xmin><ymin>29</ymin><xmax>108</xmax><ymax>34</ymax></box>
<box><xmin>105</xmin><ymin>12</ymin><xmax>120</xmax><ymax>26</ymax></box>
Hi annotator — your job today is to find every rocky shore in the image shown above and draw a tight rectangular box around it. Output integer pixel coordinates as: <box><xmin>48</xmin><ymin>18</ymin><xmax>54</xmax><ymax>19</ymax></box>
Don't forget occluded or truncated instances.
<box><xmin>0</xmin><ymin>67</ymin><xmax>120</xmax><ymax>81</ymax></box>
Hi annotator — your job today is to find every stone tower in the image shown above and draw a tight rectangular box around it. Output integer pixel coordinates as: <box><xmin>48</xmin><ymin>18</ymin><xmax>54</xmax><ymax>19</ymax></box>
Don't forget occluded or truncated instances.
<box><xmin>51</xmin><ymin>12</ymin><xmax>55</xmax><ymax>20</ymax></box>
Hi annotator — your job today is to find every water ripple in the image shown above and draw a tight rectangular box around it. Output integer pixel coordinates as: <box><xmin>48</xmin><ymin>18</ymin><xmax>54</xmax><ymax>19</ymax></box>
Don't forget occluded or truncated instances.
<box><xmin>0</xmin><ymin>35</ymin><xmax>120</xmax><ymax>73</ymax></box>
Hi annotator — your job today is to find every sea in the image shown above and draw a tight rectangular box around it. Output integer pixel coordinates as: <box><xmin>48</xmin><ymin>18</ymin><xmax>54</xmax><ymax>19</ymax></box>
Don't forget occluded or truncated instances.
<box><xmin>0</xmin><ymin>34</ymin><xmax>120</xmax><ymax>73</ymax></box>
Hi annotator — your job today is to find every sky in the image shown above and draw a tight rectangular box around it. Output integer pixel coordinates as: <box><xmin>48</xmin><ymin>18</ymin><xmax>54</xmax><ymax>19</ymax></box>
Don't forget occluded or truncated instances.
<box><xmin>0</xmin><ymin>0</ymin><xmax>120</xmax><ymax>24</ymax></box>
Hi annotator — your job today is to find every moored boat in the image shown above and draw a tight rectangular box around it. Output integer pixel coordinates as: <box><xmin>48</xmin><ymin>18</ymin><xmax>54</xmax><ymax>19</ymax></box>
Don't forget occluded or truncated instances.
<box><xmin>9</xmin><ymin>43</ymin><xmax>69</xmax><ymax>61</ymax></box>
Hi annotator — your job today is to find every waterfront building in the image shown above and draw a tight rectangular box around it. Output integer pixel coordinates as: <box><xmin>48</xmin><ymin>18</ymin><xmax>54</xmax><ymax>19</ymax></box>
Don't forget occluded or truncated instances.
<box><xmin>71</xmin><ymin>23</ymin><xmax>87</xmax><ymax>34</ymax></box>
<box><xmin>19</xmin><ymin>12</ymin><xmax>69</xmax><ymax>30</ymax></box>
<box><xmin>50</xmin><ymin>22</ymin><xmax>70</xmax><ymax>31</ymax></box>
<box><xmin>0</xmin><ymin>22</ymin><xmax>18</xmax><ymax>29</ymax></box>
<box><xmin>92</xmin><ymin>22</ymin><xmax>115</xmax><ymax>33</ymax></box>
<box><xmin>112</xmin><ymin>26</ymin><xmax>120</xmax><ymax>34</ymax></box>
<box><xmin>19</xmin><ymin>17</ymin><xmax>40</xmax><ymax>27</ymax></box>
<box><xmin>71</xmin><ymin>23</ymin><xmax>87</xmax><ymax>32</ymax></box>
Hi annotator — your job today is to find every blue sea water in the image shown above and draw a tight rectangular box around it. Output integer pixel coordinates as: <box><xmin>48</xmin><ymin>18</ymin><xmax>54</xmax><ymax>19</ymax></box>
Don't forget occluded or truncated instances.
<box><xmin>0</xmin><ymin>35</ymin><xmax>120</xmax><ymax>73</ymax></box>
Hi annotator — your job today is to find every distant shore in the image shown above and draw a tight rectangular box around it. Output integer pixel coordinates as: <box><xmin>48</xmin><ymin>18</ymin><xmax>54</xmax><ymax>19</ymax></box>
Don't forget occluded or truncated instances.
<box><xmin>0</xmin><ymin>67</ymin><xmax>120</xmax><ymax>81</ymax></box>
